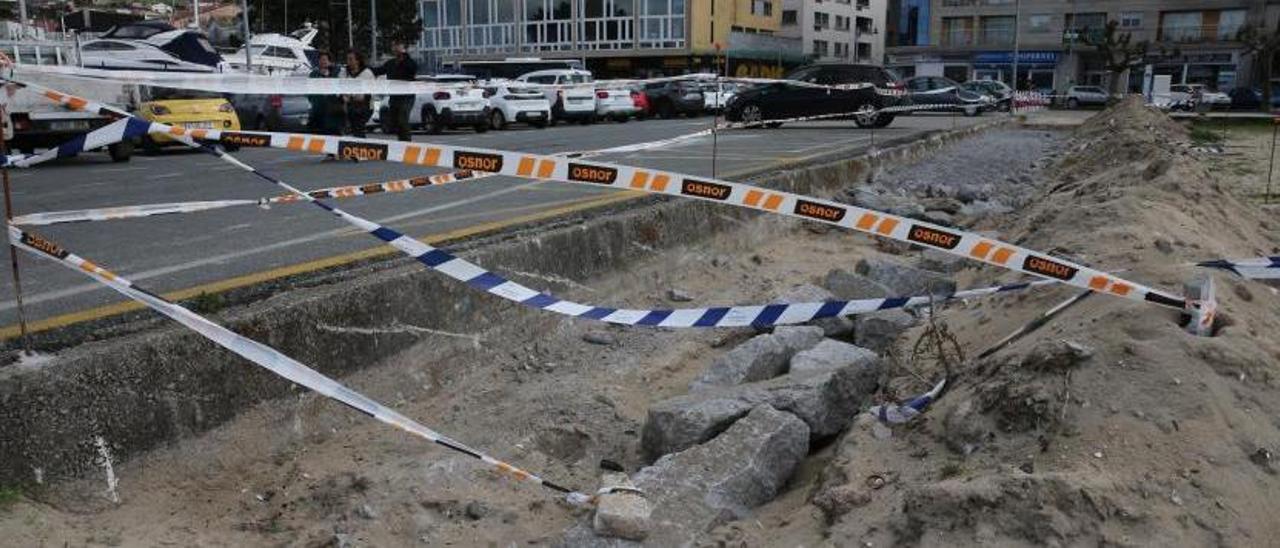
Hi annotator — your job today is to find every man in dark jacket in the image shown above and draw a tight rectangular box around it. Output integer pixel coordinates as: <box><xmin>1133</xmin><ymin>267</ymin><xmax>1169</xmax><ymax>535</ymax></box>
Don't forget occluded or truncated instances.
<box><xmin>374</xmin><ymin>41</ymin><xmax>418</xmax><ymax>141</ymax></box>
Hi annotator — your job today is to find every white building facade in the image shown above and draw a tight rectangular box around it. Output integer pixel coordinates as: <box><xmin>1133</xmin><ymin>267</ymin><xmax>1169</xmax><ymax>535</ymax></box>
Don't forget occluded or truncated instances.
<box><xmin>779</xmin><ymin>0</ymin><xmax>886</xmax><ymax>64</ymax></box>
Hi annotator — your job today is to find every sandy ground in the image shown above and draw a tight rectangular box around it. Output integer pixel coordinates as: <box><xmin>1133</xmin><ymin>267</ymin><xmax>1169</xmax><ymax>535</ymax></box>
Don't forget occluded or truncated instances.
<box><xmin>0</xmin><ymin>196</ymin><xmax>941</xmax><ymax>546</ymax></box>
<box><xmin>3</xmin><ymin>103</ymin><xmax>1278</xmax><ymax>547</ymax></box>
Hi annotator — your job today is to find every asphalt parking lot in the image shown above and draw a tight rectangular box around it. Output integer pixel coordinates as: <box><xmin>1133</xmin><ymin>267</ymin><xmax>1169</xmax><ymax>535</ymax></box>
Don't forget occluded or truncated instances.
<box><xmin>0</xmin><ymin>113</ymin><xmax>989</xmax><ymax>332</ymax></box>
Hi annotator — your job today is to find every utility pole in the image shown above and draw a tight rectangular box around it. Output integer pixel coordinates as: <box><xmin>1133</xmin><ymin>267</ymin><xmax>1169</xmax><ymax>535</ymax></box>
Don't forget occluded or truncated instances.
<box><xmin>241</xmin><ymin>0</ymin><xmax>253</xmax><ymax>70</ymax></box>
<box><xmin>1011</xmin><ymin>0</ymin><xmax>1021</xmax><ymax>95</ymax></box>
<box><xmin>193</xmin><ymin>0</ymin><xmax>200</xmax><ymax>29</ymax></box>
<box><xmin>284</xmin><ymin>0</ymin><xmax>288</xmax><ymax>31</ymax></box>
<box><xmin>371</xmin><ymin>0</ymin><xmax>378</xmax><ymax>61</ymax></box>
<box><xmin>346</xmin><ymin>0</ymin><xmax>355</xmax><ymax>51</ymax></box>
<box><xmin>17</xmin><ymin>0</ymin><xmax>27</xmax><ymax>38</ymax></box>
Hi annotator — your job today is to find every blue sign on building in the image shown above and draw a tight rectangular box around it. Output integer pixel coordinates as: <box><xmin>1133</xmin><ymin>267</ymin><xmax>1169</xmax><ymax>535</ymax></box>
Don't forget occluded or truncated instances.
<box><xmin>973</xmin><ymin>51</ymin><xmax>1060</xmax><ymax>65</ymax></box>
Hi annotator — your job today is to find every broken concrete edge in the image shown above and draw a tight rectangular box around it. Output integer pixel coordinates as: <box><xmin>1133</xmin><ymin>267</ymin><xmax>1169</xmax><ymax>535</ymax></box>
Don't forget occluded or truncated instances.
<box><xmin>592</xmin><ymin>472</ymin><xmax>652</xmax><ymax>541</ymax></box>
<box><xmin>570</xmin><ymin>404</ymin><xmax>810</xmax><ymax>546</ymax></box>
<box><xmin>0</xmin><ymin>117</ymin><xmax>1011</xmax><ymax>490</ymax></box>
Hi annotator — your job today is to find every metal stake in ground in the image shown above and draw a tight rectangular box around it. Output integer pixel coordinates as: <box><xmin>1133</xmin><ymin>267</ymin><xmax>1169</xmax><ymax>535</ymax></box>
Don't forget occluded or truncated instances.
<box><xmin>1268</xmin><ymin>115</ymin><xmax>1278</xmax><ymax>204</ymax></box>
<box><xmin>0</xmin><ymin>105</ymin><xmax>29</xmax><ymax>349</ymax></box>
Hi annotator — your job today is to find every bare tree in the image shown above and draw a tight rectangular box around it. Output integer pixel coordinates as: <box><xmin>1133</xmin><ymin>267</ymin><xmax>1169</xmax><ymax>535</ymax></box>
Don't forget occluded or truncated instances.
<box><xmin>1081</xmin><ymin>20</ymin><xmax>1150</xmax><ymax>97</ymax></box>
<box><xmin>1238</xmin><ymin>22</ymin><xmax>1280</xmax><ymax>112</ymax></box>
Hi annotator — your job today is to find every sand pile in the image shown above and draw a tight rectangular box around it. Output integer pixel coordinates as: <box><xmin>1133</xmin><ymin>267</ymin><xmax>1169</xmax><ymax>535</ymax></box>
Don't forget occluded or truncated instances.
<box><xmin>725</xmin><ymin>100</ymin><xmax>1280</xmax><ymax>547</ymax></box>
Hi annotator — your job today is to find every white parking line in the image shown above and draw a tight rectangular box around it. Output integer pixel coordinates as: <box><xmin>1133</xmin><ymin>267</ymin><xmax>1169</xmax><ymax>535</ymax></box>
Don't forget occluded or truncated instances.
<box><xmin>147</xmin><ymin>172</ymin><xmax>184</xmax><ymax>180</ymax></box>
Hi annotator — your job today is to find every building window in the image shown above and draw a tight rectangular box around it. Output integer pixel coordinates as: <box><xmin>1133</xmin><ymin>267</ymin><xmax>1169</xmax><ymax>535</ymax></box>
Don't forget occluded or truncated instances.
<box><xmin>463</xmin><ymin>0</ymin><xmax>518</xmax><ymax>53</ymax></box>
<box><xmin>1159</xmin><ymin>11</ymin><xmax>1202</xmax><ymax>42</ymax></box>
<box><xmin>638</xmin><ymin>0</ymin><xmax>684</xmax><ymax>49</ymax></box>
<box><xmin>814</xmin><ymin>12</ymin><xmax>830</xmax><ymax>31</ymax></box>
<box><xmin>1027</xmin><ymin>14</ymin><xmax>1051</xmax><ymax>33</ymax></box>
<box><xmin>1218</xmin><ymin>9</ymin><xmax>1246</xmax><ymax>40</ymax></box>
<box><xmin>979</xmin><ymin>15</ymin><xmax>1014</xmax><ymax>46</ymax></box>
<box><xmin>421</xmin><ymin>0</ymin><xmax>463</xmax><ymax>54</ymax></box>
<box><xmin>781</xmin><ymin>10</ymin><xmax>797</xmax><ymax>25</ymax></box>
<box><xmin>751</xmin><ymin>0</ymin><xmax>772</xmax><ymax>16</ymax></box>
<box><xmin>813</xmin><ymin>39</ymin><xmax>829</xmax><ymax>57</ymax></box>
<box><xmin>1066</xmin><ymin>12</ymin><xmax>1106</xmax><ymax>32</ymax></box>
<box><xmin>578</xmin><ymin>0</ymin><xmax>635</xmax><ymax>50</ymax></box>
<box><xmin>1119</xmin><ymin>11</ymin><xmax>1142</xmax><ymax>29</ymax></box>
<box><xmin>523</xmin><ymin>0</ymin><xmax>574</xmax><ymax>51</ymax></box>
<box><xmin>941</xmin><ymin>17</ymin><xmax>973</xmax><ymax>47</ymax></box>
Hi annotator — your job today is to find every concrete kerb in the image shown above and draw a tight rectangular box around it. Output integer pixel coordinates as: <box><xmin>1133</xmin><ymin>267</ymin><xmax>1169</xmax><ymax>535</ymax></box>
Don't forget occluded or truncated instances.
<box><xmin>0</xmin><ymin>117</ymin><xmax>1011</xmax><ymax>489</ymax></box>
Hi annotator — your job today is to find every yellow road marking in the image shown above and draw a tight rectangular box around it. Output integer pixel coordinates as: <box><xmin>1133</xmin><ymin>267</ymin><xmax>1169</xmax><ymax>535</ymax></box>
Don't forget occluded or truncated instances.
<box><xmin>0</xmin><ymin>190</ymin><xmax>642</xmax><ymax>340</ymax></box>
<box><xmin>0</xmin><ymin>159</ymin><xmax>780</xmax><ymax>340</ymax></box>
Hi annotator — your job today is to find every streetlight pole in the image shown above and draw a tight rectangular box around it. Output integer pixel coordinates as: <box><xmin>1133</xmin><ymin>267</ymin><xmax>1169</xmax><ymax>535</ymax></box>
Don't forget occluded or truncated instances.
<box><xmin>346</xmin><ymin>0</ymin><xmax>355</xmax><ymax>51</ymax></box>
<box><xmin>193</xmin><ymin>0</ymin><xmax>200</xmax><ymax>29</ymax></box>
<box><xmin>1011</xmin><ymin>0</ymin><xmax>1020</xmax><ymax>96</ymax></box>
<box><xmin>371</xmin><ymin>0</ymin><xmax>378</xmax><ymax>61</ymax></box>
<box><xmin>17</xmin><ymin>0</ymin><xmax>27</xmax><ymax>38</ymax></box>
<box><xmin>241</xmin><ymin>0</ymin><xmax>252</xmax><ymax>70</ymax></box>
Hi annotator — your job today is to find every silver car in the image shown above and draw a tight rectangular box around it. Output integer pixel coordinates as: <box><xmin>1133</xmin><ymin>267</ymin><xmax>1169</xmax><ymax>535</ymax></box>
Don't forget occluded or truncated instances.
<box><xmin>1064</xmin><ymin>86</ymin><xmax>1111</xmax><ymax>108</ymax></box>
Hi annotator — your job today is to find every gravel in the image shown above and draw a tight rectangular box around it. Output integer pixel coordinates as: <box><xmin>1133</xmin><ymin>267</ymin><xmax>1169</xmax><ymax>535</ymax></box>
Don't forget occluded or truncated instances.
<box><xmin>867</xmin><ymin>129</ymin><xmax>1066</xmax><ymax>212</ymax></box>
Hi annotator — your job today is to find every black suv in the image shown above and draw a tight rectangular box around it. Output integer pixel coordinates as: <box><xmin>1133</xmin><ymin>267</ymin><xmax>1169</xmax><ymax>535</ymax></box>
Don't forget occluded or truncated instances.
<box><xmin>724</xmin><ymin>63</ymin><xmax>905</xmax><ymax>128</ymax></box>
<box><xmin>642</xmin><ymin>81</ymin><xmax>705</xmax><ymax>118</ymax></box>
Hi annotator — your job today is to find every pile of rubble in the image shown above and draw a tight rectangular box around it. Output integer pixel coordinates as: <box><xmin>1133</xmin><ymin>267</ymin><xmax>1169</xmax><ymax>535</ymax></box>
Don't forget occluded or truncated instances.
<box><xmin>570</xmin><ymin>99</ymin><xmax>1280</xmax><ymax>547</ymax></box>
<box><xmin>565</xmin><ymin>256</ymin><xmax>965</xmax><ymax>545</ymax></box>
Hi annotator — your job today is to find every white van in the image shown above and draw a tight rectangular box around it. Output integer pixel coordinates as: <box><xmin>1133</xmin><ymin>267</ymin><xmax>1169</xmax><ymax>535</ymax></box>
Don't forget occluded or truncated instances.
<box><xmin>515</xmin><ymin>69</ymin><xmax>597</xmax><ymax>125</ymax></box>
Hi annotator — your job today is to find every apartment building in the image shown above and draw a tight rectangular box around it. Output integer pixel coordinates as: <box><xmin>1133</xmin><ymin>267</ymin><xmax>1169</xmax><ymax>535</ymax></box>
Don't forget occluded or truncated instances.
<box><xmin>416</xmin><ymin>0</ymin><xmax>807</xmax><ymax>77</ymax></box>
<box><xmin>885</xmin><ymin>0</ymin><xmax>1280</xmax><ymax>92</ymax></box>
<box><xmin>778</xmin><ymin>0</ymin><xmax>886</xmax><ymax>64</ymax></box>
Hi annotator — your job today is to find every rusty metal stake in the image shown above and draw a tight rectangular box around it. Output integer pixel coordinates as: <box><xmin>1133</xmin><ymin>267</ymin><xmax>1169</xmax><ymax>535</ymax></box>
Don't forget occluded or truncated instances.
<box><xmin>0</xmin><ymin>105</ymin><xmax>30</xmax><ymax>350</ymax></box>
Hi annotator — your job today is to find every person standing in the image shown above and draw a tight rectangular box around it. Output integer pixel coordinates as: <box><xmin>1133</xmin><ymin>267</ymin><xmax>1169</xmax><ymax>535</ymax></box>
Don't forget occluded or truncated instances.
<box><xmin>374</xmin><ymin>41</ymin><xmax>418</xmax><ymax>142</ymax></box>
<box><xmin>307</xmin><ymin>51</ymin><xmax>343</xmax><ymax>136</ymax></box>
<box><xmin>344</xmin><ymin>51</ymin><xmax>375</xmax><ymax>141</ymax></box>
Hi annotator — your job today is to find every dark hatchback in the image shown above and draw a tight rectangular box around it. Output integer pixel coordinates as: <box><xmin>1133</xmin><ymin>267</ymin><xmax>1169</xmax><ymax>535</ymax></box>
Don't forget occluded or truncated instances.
<box><xmin>723</xmin><ymin>63</ymin><xmax>906</xmax><ymax>128</ymax></box>
<box><xmin>641</xmin><ymin>81</ymin><xmax>705</xmax><ymax>118</ymax></box>
<box><xmin>229</xmin><ymin>94</ymin><xmax>311</xmax><ymax>131</ymax></box>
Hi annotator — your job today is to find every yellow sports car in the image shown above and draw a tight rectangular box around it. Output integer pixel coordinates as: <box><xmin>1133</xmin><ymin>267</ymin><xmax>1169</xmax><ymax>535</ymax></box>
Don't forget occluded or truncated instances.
<box><xmin>137</xmin><ymin>90</ymin><xmax>239</xmax><ymax>151</ymax></box>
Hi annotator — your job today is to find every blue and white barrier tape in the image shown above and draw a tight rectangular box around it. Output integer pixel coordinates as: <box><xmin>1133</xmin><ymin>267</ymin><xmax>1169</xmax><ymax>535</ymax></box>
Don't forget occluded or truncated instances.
<box><xmin>4</xmin><ymin>76</ymin><xmax>1190</xmax><ymax>313</ymax></box>
<box><xmin>6</xmin><ymin>225</ymin><xmax>600</xmax><ymax>505</ymax></box>
<box><xmin>1197</xmin><ymin>256</ymin><xmax>1280</xmax><ymax>280</ymax></box>
<box><xmin>868</xmin><ymin>378</ymin><xmax>947</xmax><ymax>424</ymax></box>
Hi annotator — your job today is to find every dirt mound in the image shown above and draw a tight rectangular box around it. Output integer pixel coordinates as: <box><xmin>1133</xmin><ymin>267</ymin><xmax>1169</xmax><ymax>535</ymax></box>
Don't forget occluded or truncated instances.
<box><xmin>1051</xmin><ymin>96</ymin><xmax>1191</xmax><ymax>185</ymax></box>
<box><xmin>726</xmin><ymin>100</ymin><xmax>1280</xmax><ymax>547</ymax></box>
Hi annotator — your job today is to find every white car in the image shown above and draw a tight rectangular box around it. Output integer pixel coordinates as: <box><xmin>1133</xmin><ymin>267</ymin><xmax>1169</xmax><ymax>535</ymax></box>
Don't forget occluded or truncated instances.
<box><xmin>515</xmin><ymin>69</ymin><xmax>597</xmax><ymax>124</ymax></box>
<box><xmin>378</xmin><ymin>74</ymin><xmax>490</xmax><ymax>134</ymax></box>
<box><xmin>1064</xmin><ymin>85</ymin><xmax>1111</xmax><ymax>108</ymax></box>
<box><xmin>701</xmin><ymin>82</ymin><xmax>737</xmax><ymax>112</ymax></box>
<box><xmin>1170</xmin><ymin>84</ymin><xmax>1231</xmax><ymax>109</ymax></box>
<box><xmin>594</xmin><ymin>87</ymin><xmax>639</xmax><ymax>122</ymax></box>
<box><xmin>483</xmin><ymin>84</ymin><xmax>551</xmax><ymax>129</ymax></box>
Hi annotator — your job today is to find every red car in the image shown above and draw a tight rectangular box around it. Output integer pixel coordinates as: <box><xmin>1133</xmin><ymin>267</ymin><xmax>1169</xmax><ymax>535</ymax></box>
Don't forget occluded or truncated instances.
<box><xmin>631</xmin><ymin>88</ymin><xmax>651</xmax><ymax>120</ymax></box>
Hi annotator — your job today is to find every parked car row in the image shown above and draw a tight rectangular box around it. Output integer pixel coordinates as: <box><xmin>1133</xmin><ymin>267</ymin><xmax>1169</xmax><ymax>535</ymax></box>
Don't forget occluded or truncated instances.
<box><xmin>143</xmin><ymin>64</ymin><xmax>1014</xmax><ymax>150</ymax></box>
